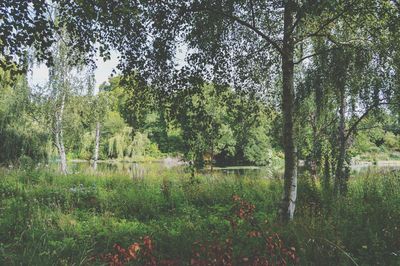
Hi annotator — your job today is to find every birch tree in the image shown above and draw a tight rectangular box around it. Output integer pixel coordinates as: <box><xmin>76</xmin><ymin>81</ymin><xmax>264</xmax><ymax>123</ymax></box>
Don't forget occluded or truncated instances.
<box><xmin>49</xmin><ymin>40</ymin><xmax>71</xmax><ymax>174</ymax></box>
<box><xmin>48</xmin><ymin>31</ymin><xmax>90</xmax><ymax>174</ymax></box>
<box><xmin>91</xmin><ymin>91</ymin><xmax>108</xmax><ymax>170</ymax></box>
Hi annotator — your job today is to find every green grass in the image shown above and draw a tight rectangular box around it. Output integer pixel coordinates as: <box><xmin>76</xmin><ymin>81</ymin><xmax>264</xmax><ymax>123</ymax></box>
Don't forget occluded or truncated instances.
<box><xmin>354</xmin><ymin>150</ymin><xmax>400</xmax><ymax>162</ymax></box>
<box><xmin>0</xmin><ymin>168</ymin><xmax>399</xmax><ymax>265</ymax></box>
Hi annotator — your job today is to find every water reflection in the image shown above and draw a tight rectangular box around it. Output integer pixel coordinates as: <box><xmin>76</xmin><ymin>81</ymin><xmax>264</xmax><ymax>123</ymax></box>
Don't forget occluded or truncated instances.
<box><xmin>49</xmin><ymin>159</ymin><xmax>400</xmax><ymax>179</ymax></box>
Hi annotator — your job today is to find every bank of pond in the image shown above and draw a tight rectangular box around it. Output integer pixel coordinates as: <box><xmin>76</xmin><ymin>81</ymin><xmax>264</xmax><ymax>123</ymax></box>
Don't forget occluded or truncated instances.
<box><xmin>0</xmin><ymin>167</ymin><xmax>399</xmax><ymax>265</ymax></box>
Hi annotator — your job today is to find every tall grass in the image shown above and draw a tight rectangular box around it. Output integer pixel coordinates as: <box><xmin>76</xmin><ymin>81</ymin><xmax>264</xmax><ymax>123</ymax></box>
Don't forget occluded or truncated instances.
<box><xmin>0</xmin><ymin>168</ymin><xmax>399</xmax><ymax>265</ymax></box>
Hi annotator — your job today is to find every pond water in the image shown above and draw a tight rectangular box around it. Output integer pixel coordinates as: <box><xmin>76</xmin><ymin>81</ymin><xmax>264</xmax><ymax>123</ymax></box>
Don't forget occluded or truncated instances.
<box><xmin>47</xmin><ymin>160</ymin><xmax>278</xmax><ymax>179</ymax></box>
<box><xmin>48</xmin><ymin>159</ymin><xmax>400</xmax><ymax>179</ymax></box>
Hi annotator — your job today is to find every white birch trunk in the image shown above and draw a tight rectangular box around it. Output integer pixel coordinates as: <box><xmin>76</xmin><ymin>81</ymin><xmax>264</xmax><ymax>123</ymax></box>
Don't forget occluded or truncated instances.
<box><xmin>280</xmin><ymin>0</ymin><xmax>297</xmax><ymax>222</ymax></box>
<box><xmin>55</xmin><ymin>93</ymin><xmax>67</xmax><ymax>175</ymax></box>
<box><xmin>92</xmin><ymin>121</ymin><xmax>101</xmax><ymax>170</ymax></box>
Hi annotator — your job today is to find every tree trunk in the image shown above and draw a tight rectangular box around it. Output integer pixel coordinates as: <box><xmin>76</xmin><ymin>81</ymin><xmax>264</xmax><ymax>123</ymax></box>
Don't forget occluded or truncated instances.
<box><xmin>210</xmin><ymin>133</ymin><xmax>214</xmax><ymax>172</ymax></box>
<box><xmin>55</xmin><ymin>93</ymin><xmax>67</xmax><ymax>175</ymax></box>
<box><xmin>280</xmin><ymin>0</ymin><xmax>297</xmax><ymax>222</ymax></box>
<box><xmin>310</xmin><ymin>112</ymin><xmax>318</xmax><ymax>182</ymax></box>
<box><xmin>92</xmin><ymin>121</ymin><xmax>101</xmax><ymax>170</ymax></box>
<box><xmin>323</xmin><ymin>155</ymin><xmax>331</xmax><ymax>190</ymax></box>
<box><xmin>335</xmin><ymin>85</ymin><xmax>349</xmax><ymax>194</ymax></box>
<box><xmin>311</xmin><ymin>67</ymin><xmax>324</xmax><ymax>181</ymax></box>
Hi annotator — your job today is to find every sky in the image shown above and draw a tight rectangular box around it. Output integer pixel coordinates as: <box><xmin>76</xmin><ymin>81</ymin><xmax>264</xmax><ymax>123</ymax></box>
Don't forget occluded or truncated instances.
<box><xmin>28</xmin><ymin>51</ymin><xmax>120</xmax><ymax>92</ymax></box>
<box><xmin>28</xmin><ymin>43</ymin><xmax>188</xmax><ymax>92</ymax></box>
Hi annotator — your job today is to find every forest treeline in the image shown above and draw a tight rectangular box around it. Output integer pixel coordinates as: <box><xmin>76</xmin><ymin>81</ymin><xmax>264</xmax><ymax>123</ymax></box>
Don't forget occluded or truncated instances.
<box><xmin>1</xmin><ymin>63</ymin><xmax>399</xmax><ymax>169</ymax></box>
<box><xmin>0</xmin><ymin>66</ymin><xmax>282</xmax><ymax>167</ymax></box>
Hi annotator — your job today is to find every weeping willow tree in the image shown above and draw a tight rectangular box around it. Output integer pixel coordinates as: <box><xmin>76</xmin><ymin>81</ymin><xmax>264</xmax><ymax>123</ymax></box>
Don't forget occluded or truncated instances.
<box><xmin>107</xmin><ymin>127</ymin><xmax>132</xmax><ymax>158</ymax></box>
<box><xmin>107</xmin><ymin>128</ymin><xmax>159</xmax><ymax>160</ymax></box>
<box><xmin>295</xmin><ymin>19</ymin><xmax>399</xmax><ymax>193</ymax></box>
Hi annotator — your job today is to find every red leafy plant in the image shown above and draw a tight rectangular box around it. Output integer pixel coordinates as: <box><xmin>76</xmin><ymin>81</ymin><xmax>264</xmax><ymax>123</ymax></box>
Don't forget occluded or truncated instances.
<box><xmin>98</xmin><ymin>236</ymin><xmax>156</xmax><ymax>266</ymax></box>
<box><xmin>97</xmin><ymin>195</ymin><xmax>298</xmax><ymax>265</ymax></box>
<box><xmin>191</xmin><ymin>195</ymin><xmax>299</xmax><ymax>265</ymax></box>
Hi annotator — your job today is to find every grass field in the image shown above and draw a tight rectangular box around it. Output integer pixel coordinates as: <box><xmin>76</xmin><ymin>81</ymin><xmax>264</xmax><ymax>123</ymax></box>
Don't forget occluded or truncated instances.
<box><xmin>0</xmin><ymin>168</ymin><xmax>399</xmax><ymax>265</ymax></box>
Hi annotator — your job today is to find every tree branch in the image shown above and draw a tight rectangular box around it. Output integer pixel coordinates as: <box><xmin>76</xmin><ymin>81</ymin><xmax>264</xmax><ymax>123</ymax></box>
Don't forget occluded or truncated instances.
<box><xmin>249</xmin><ymin>0</ymin><xmax>256</xmax><ymax>28</ymax></box>
<box><xmin>294</xmin><ymin>46</ymin><xmax>340</xmax><ymax>64</ymax></box>
<box><xmin>345</xmin><ymin>100</ymin><xmax>391</xmax><ymax>141</ymax></box>
<box><xmin>195</xmin><ymin>6</ymin><xmax>283</xmax><ymax>55</ymax></box>
<box><xmin>354</xmin><ymin>125</ymin><xmax>383</xmax><ymax>132</ymax></box>
<box><xmin>295</xmin><ymin>1</ymin><xmax>358</xmax><ymax>44</ymax></box>
<box><xmin>232</xmin><ymin>43</ymin><xmax>269</xmax><ymax>64</ymax></box>
<box><xmin>293</xmin><ymin>32</ymin><xmax>370</xmax><ymax>64</ymax></box>
<box><xmin>157</xmin><ymin>0</ymin><xmax>283</xmax><ymax>54</ymax></box>
<box><xmin>325</xmin><ymin>34</ymin><xmax>371</xmax><ymax>46</ymax></box>
<box><xmin>290</xmin><ymin>14</ymin><xmax>302</xmax><ymax>35</ymax></box>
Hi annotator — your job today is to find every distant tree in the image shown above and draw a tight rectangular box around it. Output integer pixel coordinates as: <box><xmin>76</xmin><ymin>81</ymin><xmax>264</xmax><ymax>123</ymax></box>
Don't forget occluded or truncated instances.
<box><xmin>48</xmin><ymin>38</ymin><xmax>75</xmax><ymax>174</ymax></box>
<box><xmin>91</xmin><ymin>91</ymin><xmax>108</xmax><ymax>170</ymax></box>
<box><xmin>171</xmin><ymin>84</ymin><xmax>234</xmax><ymax>168</ymax></box>
<box><xmin>0</xmin><ymin>68</ymin><xmax>49</xmax><ymax>164</ymax></box>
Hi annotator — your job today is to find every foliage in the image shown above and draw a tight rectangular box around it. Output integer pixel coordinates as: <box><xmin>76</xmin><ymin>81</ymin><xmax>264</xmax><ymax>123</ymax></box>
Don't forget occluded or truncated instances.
<box><xmin>243</xmin><ymin>126</ymin><xmax>273</xmax><ymax>166</ymax></box>
<box><xmin>0</xmin><ymin>70</ymin><xmax>50</xmax><ymax>164</ymax></box>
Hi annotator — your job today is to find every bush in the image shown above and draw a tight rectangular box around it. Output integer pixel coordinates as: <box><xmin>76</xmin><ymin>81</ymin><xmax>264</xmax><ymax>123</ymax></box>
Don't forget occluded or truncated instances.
<box><xmin>383</xmin><ymin>132</ymin><xmax>400</xmax><ymax>151</ymax></box>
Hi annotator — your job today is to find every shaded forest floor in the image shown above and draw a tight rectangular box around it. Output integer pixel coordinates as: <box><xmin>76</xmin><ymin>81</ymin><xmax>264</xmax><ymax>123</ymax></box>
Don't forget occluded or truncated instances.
<box><xmin>0</xmin><ymin>169</ymin><xmax>399</xmax><ymax>265</ymax></box>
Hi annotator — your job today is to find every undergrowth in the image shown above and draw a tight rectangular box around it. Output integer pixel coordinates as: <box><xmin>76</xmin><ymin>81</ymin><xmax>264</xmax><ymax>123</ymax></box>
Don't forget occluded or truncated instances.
<box><xmin>0</xmin><ymin>168</ymin><xmax>399</xmax><ymax>265</ymax></box>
